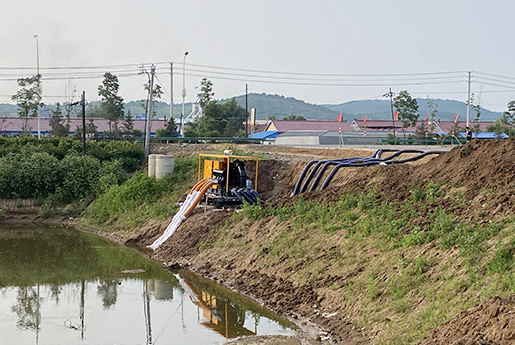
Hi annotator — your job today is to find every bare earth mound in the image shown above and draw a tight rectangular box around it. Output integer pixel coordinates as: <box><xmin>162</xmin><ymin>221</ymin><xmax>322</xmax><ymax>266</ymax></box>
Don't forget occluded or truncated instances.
<box><xmin>135</xmin><ymin>141</ymin><xmax>515</xmax><ymax>345</ymax></box>
<box><xmin>419</xmin><ymin>295</ymin><xmax>515</xmax><ymax>345</ymax></box>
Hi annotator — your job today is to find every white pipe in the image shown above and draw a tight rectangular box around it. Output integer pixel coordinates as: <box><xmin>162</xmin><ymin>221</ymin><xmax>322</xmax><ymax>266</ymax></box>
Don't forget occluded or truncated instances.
<box><xmin>147</xmin><ymin>189</ymin><xmax>206</xmax><ymax>250</ymax></box>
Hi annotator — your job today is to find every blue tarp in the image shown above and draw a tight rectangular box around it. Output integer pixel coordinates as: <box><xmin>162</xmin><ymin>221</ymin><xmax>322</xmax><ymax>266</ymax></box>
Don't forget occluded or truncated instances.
<box><xmin>458</xmin><ymin>132</ymin><xmax>508</xmax><ymax>139</ymax></box>
<box><xmin>248</xmin><ymin>130</ymin><xmax>279</xmax><ymax>139</ymax></box>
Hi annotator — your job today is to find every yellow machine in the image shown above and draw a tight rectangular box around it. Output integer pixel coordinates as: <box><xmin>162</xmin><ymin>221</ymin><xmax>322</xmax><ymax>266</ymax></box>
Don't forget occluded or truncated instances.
<box><xmin>198</xmin><ymin>153</ymin><xmax>260</xmax><ymax>208</ymax></box>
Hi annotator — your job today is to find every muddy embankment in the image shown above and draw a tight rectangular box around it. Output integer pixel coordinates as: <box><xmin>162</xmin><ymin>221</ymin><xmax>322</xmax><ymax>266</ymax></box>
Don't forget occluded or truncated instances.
<box><xmin>135</xmin><ymin>141</ymin><xmax>515</xmax><ymax>345</ymax></box>
<box><xmin>5</xmin><ymin>142</ymin><xmax>515</xmax><ymax>345</ymax></box>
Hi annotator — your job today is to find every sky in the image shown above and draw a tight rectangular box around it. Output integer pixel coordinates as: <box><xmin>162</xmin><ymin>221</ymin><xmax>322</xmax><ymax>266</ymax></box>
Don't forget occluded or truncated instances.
<box><xmin>1</xmin><ymin>0</ymin><xmax>515</xmax><ymax>113</ymax></box>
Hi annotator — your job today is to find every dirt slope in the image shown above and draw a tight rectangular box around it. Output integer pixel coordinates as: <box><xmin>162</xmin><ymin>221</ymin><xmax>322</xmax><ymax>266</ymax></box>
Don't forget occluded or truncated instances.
<box><xmin>136</xmin><ymin>141</ymin><xmax>515</xmax><ymax>345</ymax></box>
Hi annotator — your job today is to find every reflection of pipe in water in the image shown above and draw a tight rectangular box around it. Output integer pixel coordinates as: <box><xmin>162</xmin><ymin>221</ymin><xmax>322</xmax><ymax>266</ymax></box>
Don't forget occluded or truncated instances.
<box><xmin>143</xmin><ymin>281</ymin><xmax>152</xmax><ymax>345</ymax></box>
<box><xmin>80</xmin><ymin>280</ymin><xmax>85</xmax><ymax>339</ymax></box>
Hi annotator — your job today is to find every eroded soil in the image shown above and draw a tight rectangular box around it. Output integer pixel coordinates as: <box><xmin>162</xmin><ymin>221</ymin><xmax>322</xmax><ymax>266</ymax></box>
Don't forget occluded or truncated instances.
<box><xmin>135</xmin><ymin>141</ymin><xmax>515</xmax><ymax>345</ymax></box>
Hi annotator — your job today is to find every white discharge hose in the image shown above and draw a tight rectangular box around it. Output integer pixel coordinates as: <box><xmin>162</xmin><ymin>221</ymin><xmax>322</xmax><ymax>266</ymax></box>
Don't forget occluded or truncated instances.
<box><xmin>147</xmin><ymin>179</ymin><xmax>213</xmax><ymax>250</ymax></box>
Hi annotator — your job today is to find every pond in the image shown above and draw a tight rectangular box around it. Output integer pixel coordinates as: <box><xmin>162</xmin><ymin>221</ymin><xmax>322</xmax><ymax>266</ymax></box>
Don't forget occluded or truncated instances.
<box><xmin>0</xmin><ymin>224</ymin><xmax>297</xmax><ymax>344</ymax></box>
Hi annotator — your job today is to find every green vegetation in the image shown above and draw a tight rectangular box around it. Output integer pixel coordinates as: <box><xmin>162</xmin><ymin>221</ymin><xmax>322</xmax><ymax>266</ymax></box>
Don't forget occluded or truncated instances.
<box><xmin>393</xmin><ymin>90</ymin><xmax>419</xmax><ymax>138</ymax></box>
<box><xmin>217</xmin><ymin>182</ymin><xmax>515</xmax><ymax>345</ymax></box>
<box><xmin>83</xmin><ymin>154</ymin><xmax>197</xmax><ymax>231</ymax></box>
<box><xmin>0</xmin><ymin>137</ymin><xmax>144</xmax><ymax>216</ymax></box>
<box><xmin>185</xmin><ymin>98</ymin><xmax>247</xmax><ymax>137</ymax></box>
<box><xmin>11</xmin><ymin>74</ymin><xmax>41</xmax><ymax>131</ymax></box>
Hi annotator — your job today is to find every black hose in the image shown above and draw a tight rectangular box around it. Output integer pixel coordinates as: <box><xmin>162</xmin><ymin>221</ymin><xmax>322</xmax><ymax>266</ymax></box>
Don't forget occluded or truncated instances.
<box><xmin>319</xmin><ymin>151</ymin><xmax>444</xmax><ymax>191</ymax></box>
<box><xmin>247</xmin><ymin>188</ymin><xmax>260</xmax><ymax>202</ymax></box>
<box><xmin>241</xmin><ymin>189</ymin><xmax>257</xmax><ymax>204</ymax></box>
<box><xmin>305</xmin><ymin>149</ymin><xmax>415</xmax><ymax>193</ymax></box>
<box><xmin>292</xmin><ymin>149</ymin><xmax>391</xmax><ymax>196</ymax></box>
<box><xmin>232</xmin><ymin>188</ymin><xmax>245</xmax><ymax>203</ymax></box>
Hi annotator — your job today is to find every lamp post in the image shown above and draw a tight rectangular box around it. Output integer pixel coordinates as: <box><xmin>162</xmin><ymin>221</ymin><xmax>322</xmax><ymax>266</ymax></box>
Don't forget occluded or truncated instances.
<box><xmin>181</xmin><ymin>51</ymin><xmax>189</xmax><ymax>136</ymax></box>
<box><xmin>34</xmin><ymin>34</ymin><xmax>41</xmax><ymax>139</ymax></box>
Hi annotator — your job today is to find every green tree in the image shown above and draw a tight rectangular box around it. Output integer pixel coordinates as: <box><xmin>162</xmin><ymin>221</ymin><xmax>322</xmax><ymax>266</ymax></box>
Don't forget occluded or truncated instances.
<box><xmin>98</xmin><ymin>72</ymin><xmax>124</xmax><ymax>132</ymax></box>
<box><xmin>86</xmin><ymin>103</ymin><xmax>102</xmax><ymax>118</ymax></box>
<box><xmin>158</xmin><ymin>117</ymin><xmax>178</xmax><ymax>137</ymax></box>
<box><xmin>487</xmin><ymin>121</ymin><xmax>507</xmax><ymax>139</ymax></box>
<box><xmin>487</xmin><ymin>100</ymin><xmax>515</xmax><ymax>138</ymax></box>
<box><xmin>197</xmin><ymin>78</ymin><xmax>214</xmax><ymax>109</ymax></box>
<box><xmin>142</xmin><ymin>82</ymin><xmax>163</xmax><ymax>119</ymax></box>
<box><xmin>283</xmin><ymin>114</ymin><xmax>306</xmax><ymax>121</ymax></box>
<box><xmin>393</xmin><ymin>90</ymin><xmax>419</xmax><ymax>138</ymax></box>
<box><xmin>426</xmin><ymin>100</ymin><xmax>438</xmax><ymax>134</ymax></box>
<box><xmin>11</xmin><ymin>74</ymin><xmax>42</xmax><ymax>132</ymax></box>
<box><xmin>470</xmin><ymin>94</ymin><xmax>482</xmax><ymax>136</ymax></box>
<box><xmin>186</xmin><ymin>99</ymin><xmax>246</xmax><ymax>137</ymax></box>
<box><xmin>123</xmin><ymin>110</ymin><xmax>134</xmax><ymax>134</ymax></box>
<box><xmin>48</xmin><ymin>103</ymin><xmax>70</xmax><ymax>137</ymax></box>
<box><xmin>501</xmin><ymin>100</ymin><xmax>515</xmax><ymax>137</ymax></box>
<box><xmin>86</xmin><ymin>115</ymin><xmax>98</xmax><ymax>139</ymax></box>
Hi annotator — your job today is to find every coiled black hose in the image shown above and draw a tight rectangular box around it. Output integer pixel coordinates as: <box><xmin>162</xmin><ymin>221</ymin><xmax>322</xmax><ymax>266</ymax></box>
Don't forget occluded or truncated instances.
<box><xmin>292</xmin><ymin>149</ymin><xmax>444</xmax><ymax>195</ymax></box>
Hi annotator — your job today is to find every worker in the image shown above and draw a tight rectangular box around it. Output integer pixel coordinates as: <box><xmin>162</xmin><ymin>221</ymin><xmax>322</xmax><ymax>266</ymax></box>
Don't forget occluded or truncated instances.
<box><xmin>466</xmin><ymin>126</ymin><xmax>472</xmax><ymax>142</ymax></box>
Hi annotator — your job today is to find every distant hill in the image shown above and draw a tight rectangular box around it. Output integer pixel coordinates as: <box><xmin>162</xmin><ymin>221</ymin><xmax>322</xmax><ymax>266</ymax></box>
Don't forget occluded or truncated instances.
<box><xmin>0</xmin><ymin>104</ymin><xmax>17</xmax><ymax>117</ymax></box>
<box><xmin>230</xmin><ymin>93</ymin><xmax>339</xmax><ymax>120</ymax></box>
<box><xmin>0</xmin><ymin>95</ymin><xmax>504</xmax><ymax>122</ymax></box>
<box><xmin>325</xmin><ymin>98</ymin><xmax>503</xmax><ymax>122</ymax></box>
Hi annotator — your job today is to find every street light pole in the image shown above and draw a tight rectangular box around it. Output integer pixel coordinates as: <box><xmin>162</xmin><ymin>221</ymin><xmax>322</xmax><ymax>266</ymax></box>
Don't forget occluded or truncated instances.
<box><xmin>181</xmin><ymin>51</ymin><xmax>189</xmax><ymax>136</ymax></box>
<box><xmin>170</xmin><ymin>62</ymin><xmax>173</xmax><ymax>122</ymax></box>
<box><xmin>34</xmin><ymin>34</ymin><xmax>41</xmax><ymax>139</ymax></box>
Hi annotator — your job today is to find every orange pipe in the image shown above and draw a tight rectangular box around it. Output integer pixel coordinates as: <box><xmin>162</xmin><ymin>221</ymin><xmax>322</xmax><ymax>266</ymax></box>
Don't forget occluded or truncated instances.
<box><xmin>184</xmin><ymin>180</ymin><xmax>214</xmax><ymax>217</ymax></box>
<box><xmin>194</xmin><ymin>179</ymin><xmax>211</xmax><ymax>192</ymax></box>
<box><xmin>190</xmin><ymin>178</ymin><xmax>210</xmax><ymax>194</ymax></box>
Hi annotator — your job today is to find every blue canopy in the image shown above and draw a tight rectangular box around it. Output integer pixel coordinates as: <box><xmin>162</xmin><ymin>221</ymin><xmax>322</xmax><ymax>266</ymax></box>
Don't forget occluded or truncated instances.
<box><xmin>248</xmin><ymin>130</ymin><xmax>279</xmax><ymax>139</ymax></box>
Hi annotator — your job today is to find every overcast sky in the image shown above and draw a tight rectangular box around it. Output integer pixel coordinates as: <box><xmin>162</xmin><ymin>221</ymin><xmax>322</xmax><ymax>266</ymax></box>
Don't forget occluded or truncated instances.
<box><xmin>1</xmin><ymin>0</ymin><xmax>514</xmax><ymax>113</ymax></box>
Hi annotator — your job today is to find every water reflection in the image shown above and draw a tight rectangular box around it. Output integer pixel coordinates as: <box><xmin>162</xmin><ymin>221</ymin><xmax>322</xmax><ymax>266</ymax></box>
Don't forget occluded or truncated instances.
<box><xmin>0</xmin><ymin>224</ymin><xmax>296</xmax><ymax>344</ymax></box>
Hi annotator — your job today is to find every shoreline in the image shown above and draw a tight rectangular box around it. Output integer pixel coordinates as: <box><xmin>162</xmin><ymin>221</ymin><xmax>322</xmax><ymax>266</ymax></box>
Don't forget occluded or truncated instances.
<box><xmin>0</xmin><ymin>211</ymin><xmax>328</xmax><ymax>345</ymax></box>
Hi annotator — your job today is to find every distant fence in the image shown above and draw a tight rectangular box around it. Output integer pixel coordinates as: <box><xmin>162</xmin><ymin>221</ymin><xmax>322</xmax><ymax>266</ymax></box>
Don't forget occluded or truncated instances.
<box><xmin>149</xmin><ymin>136</ymin><xmax>266</xmax><ymax>144</ymax></box>
<box><xmin>380</xmin><ymin>138</ymin><xmax>467</xmax><ymax>145</ymax></box>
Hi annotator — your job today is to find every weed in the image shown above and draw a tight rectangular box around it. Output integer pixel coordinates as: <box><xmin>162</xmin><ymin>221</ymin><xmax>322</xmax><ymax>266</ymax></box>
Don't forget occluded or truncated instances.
<box><xmin>402</xmin><ymin>227</ymin><xmax>429</xmax><ymax>246</ymax></box>
<box><xmin>366</xmin><ymin>273</ymin><xmax>381</xmax><ymax>300</ymax></box>
<box><xmin>425</xmin><ymin>181</ymin><xmax>443</xmax><ymax>203</ymax></box>
<box><xmin>241</xmin><ymin>201</ymin><xmax>268</xmax><ymax>221</ymax></box>
<box><xmin>410</xmin><ymin>256</ymin><xmax>434</xmax><ymax>276</ymax></box>
<box><xmin>410</xmin><ymin>185</ymin><xmax>426</xmax><ymax>202</ymax></box>
<box><xmin>487</xmin><ymin>247</ymin><xmax>513</xmax><ymax>274</ymax></box>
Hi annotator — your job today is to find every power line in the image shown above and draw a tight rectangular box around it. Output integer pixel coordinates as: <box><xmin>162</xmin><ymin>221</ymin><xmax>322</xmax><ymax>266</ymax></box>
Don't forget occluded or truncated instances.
<box><xmin>182</xmin><ymin>62</ymin><xmax>466</xmax><ymax>78</ymax></box>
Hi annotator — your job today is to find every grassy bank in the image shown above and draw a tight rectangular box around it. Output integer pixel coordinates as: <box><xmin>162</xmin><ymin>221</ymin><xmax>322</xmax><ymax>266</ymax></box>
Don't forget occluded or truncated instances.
<box><xmin>80</xmin><ymin>154</ymin><xmax>198</xmax><ymax>234</ymax></box>
<box><xmin>203</xmin><ymin>183</ymin><xmax>515</xmax><ymax>344</ymax></box>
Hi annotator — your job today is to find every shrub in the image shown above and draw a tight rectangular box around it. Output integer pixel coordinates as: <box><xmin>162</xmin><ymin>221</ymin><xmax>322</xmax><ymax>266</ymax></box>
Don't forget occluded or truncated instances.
<box><xmin>57</xmin><ymin>155</ymin><xmax>102</xmax><ymax>202</ymax></box>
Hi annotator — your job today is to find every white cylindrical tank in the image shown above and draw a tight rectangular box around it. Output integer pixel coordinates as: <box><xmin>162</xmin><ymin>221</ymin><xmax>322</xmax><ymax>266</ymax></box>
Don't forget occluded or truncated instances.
<box><xmin>154</xmin><ymin>280</ymin><xmax>173</xmax><ymax>300</ymax></box>
<box><xmin>148</xmin><ymin>154</ymin><xmax>157</xmax><ymax>177</ymax></box>
<box><xmin>155</xmin><ymin>154</ymin><xmax>174</xmax><ymax>178</ymax></box>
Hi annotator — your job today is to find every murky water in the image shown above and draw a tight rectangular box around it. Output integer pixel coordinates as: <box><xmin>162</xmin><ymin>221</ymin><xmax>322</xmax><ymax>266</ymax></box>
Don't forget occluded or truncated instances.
<box><xmin>0</xmin><ymin>224</ymin><xmax>296</xmax><ymax>344</ymax></box>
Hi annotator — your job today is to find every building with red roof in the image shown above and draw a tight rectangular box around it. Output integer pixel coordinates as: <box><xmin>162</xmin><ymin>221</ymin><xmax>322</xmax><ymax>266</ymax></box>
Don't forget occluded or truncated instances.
<box><xmin>0</xmin><ymin>117</ymin><xmax>167</xmax><ymax>137</ymax></box>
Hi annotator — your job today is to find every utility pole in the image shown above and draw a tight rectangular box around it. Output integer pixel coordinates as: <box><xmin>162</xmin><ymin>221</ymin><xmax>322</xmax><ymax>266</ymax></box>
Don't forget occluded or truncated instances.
<box><xmin>81</xmin><ymin>91</ymin><xmax>86</xmax><ymax>155</ymax></box>
<box><xmin>145</xmin><ymin>65</ymin><xmax>156</xmax><ymax>160</ymax></box>
<box><xmin>245</xmin><ymin>84</ymin><xmax>248</xmax><ymax>137</ymax></box>
<box><xmin>34</xmin><ymin>34</ymin><xmax>41</xmax><ymax>139</ymax></box>
<box><xmin>66</xmin><ymin>93</ymin><xmax>87</xmax><ymax>155</ymax></box>
<box><xmin>384</xmin><ymin>88</ymin><xmax>396</xmax><ymax>144</ymax></box>
<box><xmin>170</xmin><ymin>62</ymin><xmax>173</xmax><ymax>123</ymax></box>
<box><xmin>466</xmin><ymin>71</ymin><xmax>471</xmax><ymax>128</ymax></box>
<box><xmin>181</xmin><ymin>52</ymin><xmax>189</xmax><ymax>136</ymax></box>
